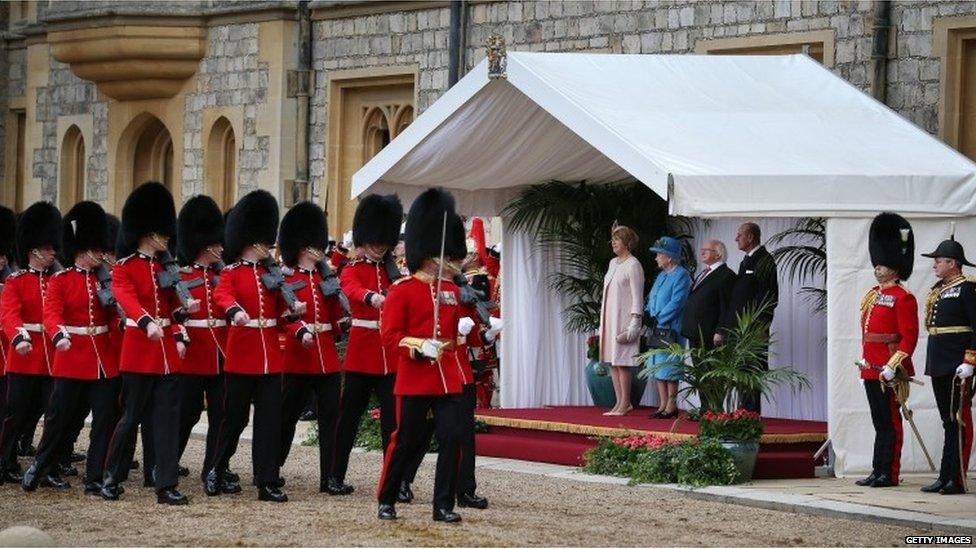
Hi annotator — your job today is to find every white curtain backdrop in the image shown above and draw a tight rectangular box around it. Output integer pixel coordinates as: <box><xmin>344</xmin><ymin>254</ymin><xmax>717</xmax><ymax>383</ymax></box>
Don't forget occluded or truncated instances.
<box><xmin>499</xmin><ymin>216</ymin><xmax>828</xmax><ymax>421</ymax></box>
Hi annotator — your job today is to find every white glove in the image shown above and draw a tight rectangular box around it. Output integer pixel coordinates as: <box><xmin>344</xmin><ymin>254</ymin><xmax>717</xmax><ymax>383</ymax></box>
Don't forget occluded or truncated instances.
<box><xmin>56</xmin><ymin>337</ymin><xmax>71</xmax><ymax>352</ymax></box>
<box><xmin>186</xmin><ymin>298</ymin><xmax>201</xmax><ymax>314</ymax></box>
<box><xmin>145</xmin><ymin>321</ymin><xmax>163</xmax><ymax>341</ymax></box>
<box><xmin>485</xmin><ymin>316</ymin><xmax>503</xmax><ymax>342</ymax></box>
<box><xmin>420</xmin><ymin>339</ymin><xmax>442</xmax><ymax>360</ymax></box>
<box><xmin>458</xmin><ymin>317</ymin><xmax>475</xmax><ymax>336</ymax></box>
<box><xmin>176</xmin><ymin>341</ymin><xmax>187</xmax><ymax>359</ymax></box>
<box><xmin>616</xmin><ymin>317</ymin><xmax>641</xmax><ymax>344</ymax></box>
<box><xmin>293</xmin><ymin>300</ymin><xmax>307</xmax><ymax>315</ymax></box>
<box><xmin>15</xmin><ymin>340</ymin><xmax>32</xmax><ymax>356</ymax></box>
<box><xmin>301</xmin><ymin>332</ymin><xmax>314</xmax><ymax>348</ymax></box>
<box><xmin>881</xmin><ymin>366</ymin><xmax>896</xmax><ymax>381</ymax></box>
<box><xmin>233</xmin><ymin>310</ymin><xmax>250</xmax><ymax>327</ymax></box>
<box><xmin>956</xmin><ymin>363</ymin><xmax>974</xmax><ymax>379</ymax></box>
<box><xmin>370</xmin><ymin>293</ymin><xmax>385</xmax><ymax>309</ymax></box>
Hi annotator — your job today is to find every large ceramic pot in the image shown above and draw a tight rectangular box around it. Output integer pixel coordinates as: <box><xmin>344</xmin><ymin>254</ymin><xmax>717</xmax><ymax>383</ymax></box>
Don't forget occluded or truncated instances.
<box><xmin>585</xmin><ymin>359</ymin><xmax>647</xmax><ymax>408</ymax></box>
<box><xmin>719</xmin><ymin>440</ymin><xmax>760</xmax><ymax>482</ymax></box>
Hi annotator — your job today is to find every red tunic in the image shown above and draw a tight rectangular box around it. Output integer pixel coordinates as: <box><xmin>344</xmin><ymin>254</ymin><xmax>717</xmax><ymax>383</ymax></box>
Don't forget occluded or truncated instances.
<box><xmin>213</xmin><ymin>260</ymin><xmax>288</xmax><ymax>375</ymax></box>
<box><xmin>860</xmin><ymin>283</ymin><xmax>919</xmax><ymax>380</ymax></box>
<box><xmin>176</xmin><ymin>263</ymin><xmax>227</xmax><ymax>376</ymax></box>
<box><xmin>44</xmin><ymin>267</ymin><xmax>119</xmax><ymax>380</ymax></box>
<box><xmin>1</xmin><ymin>268</ymin><xmax>55</xmax><ymax>376</ymax></box>
<box><xmin>112</xmin><ymin>252</ymin><xmax>183</xmax><ymax>375</ymax></box>
<box><xmin>282</xmin><ymin>268</ymin><xmax>343</xmax><ymax>375</ymax></box>
<box><xmin>340</xmin><ymin>258</ymin><xmax>395</xmax><ymax>376</ymax></box>
<box><xmin>381</xmin><ymin>273</ymin><xmax>465</xmax><ymax>396</ymax></box>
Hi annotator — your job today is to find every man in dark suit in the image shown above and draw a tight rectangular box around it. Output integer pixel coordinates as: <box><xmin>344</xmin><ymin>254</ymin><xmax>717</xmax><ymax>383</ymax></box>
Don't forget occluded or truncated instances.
<box><xmin>719</xmin><ymin>222</ymin><xmax>779</xmax><ymax>414</ymax></box>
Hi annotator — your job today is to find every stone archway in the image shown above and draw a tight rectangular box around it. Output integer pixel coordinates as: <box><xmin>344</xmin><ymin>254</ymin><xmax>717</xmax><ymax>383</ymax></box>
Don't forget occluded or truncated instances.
<box><xmin>115</xmin><ymin>113</ymin><xmax>175</xmax><ymax>210</ymax></box>
<box><xmin>59</xmin><ymin>125</ymin><xmax>86</xmax><ymax>211</ymax></box>
<box><xmin>205</xmin><ymin>116</ymin><xmax>237</xmax><ymax>211</ymax></box>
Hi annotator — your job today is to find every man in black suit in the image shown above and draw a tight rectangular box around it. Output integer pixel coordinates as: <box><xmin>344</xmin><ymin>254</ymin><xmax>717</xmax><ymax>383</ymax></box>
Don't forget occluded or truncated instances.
<box><xmin>719</xmin><ymin>222</ymin><xmax>779</xmax><ymax>414</ymax></box>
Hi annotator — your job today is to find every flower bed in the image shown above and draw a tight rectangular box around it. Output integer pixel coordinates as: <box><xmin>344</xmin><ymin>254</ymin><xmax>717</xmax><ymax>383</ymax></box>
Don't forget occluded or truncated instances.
<box><xmin>698</xmin><ymin>409</ymin><xmax>763</xmax><ymax>442</ymax></box>
<box><xmin>583</xmin><ymin>433</ymin><xmax>740</xmax><ymax>487</ymax></box>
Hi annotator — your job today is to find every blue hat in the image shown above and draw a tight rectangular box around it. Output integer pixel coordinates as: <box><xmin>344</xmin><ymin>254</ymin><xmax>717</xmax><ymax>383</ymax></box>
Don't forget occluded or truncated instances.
<box><xmin>649</xmin><ymin>236</ymin><xmax>682</xmax><ymax>261</ymax></box>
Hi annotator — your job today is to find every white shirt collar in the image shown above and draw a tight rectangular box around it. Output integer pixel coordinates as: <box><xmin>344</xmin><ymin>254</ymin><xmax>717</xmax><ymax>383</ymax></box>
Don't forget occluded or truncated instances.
<box><xmin>704</xmin><ymin>261</ymin><xmax>724</xmax><ymax>271</ymax></box>
<box><xmin>745</xmin><ymin>246</ymin><xmax>759</xmax><ymax>257</ymax></box>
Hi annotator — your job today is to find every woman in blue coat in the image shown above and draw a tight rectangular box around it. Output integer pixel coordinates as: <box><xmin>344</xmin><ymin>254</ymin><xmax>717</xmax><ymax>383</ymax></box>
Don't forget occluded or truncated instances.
<box><xmin>645</xmin><ymin>236</ymin><xmax>692</xmax><ymax>419</ymax></box>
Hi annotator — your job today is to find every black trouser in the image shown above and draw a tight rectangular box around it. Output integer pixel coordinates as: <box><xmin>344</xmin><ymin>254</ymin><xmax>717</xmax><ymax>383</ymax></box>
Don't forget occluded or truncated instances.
<box><xmin>377</xmin><ymin>393</ymin><xmax>463</xmax><ymax>510</ymax></box>
<box><xmin>64</xmin><ymin>400</ymin><xmax>91</xmax><ymax>462</ymax></box>
<box><xmin>211</xmin><ymin>373</ymin><xmax>281</xmax><ymax>487</ymax></box>
<box><xmin>331</xmin><ymin>372</ymin><xmax>396</xmax><ymax>484</ymax></box>
<box><xmin>403</xmin><ymin>384</ymin><xmax>478</xmax><ymax>496</ymax></box>
<box><xmin>177</xmin><ymin>374</ymin><xmax>224</xmax><ymax>481</ymax></box>
<box><xmin>33</xmin><ymin>377</ymin><xmax>120</xmax><ymax>483</ymax></box>
<box><xmin>280</xmin><ymin>373</ymin><xmax>341</xmax><ymax>483</ymax></box>
<box><xmin>863</xmin><ymin>380</ymin><xmax>903</xmax><ymax>482</ymax></box>
<box><xmin>103</xmin><ymin>373</ymin><xmax>181</xmax><ymax>491</ymax></box>
<box><xmin>0</xmin><ymin>373</ymin><xmax>52</xmax><ymax>470</ymax></box>
<box><xmin>932</xmin><ymin>374</ymin><xmax>973</xmax><ymax>485</ymax></box>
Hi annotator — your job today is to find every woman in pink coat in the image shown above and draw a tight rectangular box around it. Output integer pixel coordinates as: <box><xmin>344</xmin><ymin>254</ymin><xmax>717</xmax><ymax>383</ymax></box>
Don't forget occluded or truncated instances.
<box><xmin>598</xmin><ymin>225</ymin><xmax>644</xmax><ymax>416</ymax></box>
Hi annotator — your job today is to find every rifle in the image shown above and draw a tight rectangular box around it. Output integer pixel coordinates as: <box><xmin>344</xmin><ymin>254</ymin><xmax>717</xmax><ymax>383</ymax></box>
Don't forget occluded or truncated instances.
<box><xmin>155</xmin><ymin>250</ymin><xmax>194</xmax><ymax>308</ymax></box>
<box><xmin>315</xmin><ymin>258</ymin><xmax>351</xmax><ymax>317</ymax></box>
<box><xmin>453</xmin><ymin>273</ymin><xmax>496</xmax><ymax>326</ymax></box>
<box><xmin>382</xmin><ymin>250</ymin><xmax>403</xmax><ymax>285</ymax></box>
<box><xmin>94</xmin><ymin>262</ymin><xmax>117</xmax><ymax>308</ymax></box>
<box><xmin>259</xmin><ymin>258</ymin><xmax>306</xmax><ymax>311</ymax></box>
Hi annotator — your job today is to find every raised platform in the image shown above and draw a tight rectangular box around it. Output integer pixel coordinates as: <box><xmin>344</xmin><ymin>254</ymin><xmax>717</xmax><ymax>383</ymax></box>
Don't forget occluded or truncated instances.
<box><xmin>474</xmin><ymin>406</ymin><xmax>827</xmax><ymax>479</ymax></box>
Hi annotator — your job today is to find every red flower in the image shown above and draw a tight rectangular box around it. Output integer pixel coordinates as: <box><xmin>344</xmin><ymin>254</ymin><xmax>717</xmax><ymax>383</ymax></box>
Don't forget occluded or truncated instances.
<box><xmin>369</xmin><ymin>408</ymin><xmax>381</xmax><ymax>420</ymax></box>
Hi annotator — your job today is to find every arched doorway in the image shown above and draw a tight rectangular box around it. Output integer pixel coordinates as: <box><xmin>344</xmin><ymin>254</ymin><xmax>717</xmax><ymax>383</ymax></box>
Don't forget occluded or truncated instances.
<box><xmin>205</xmin><ymin>117</ymin><xmax>237</xmax><ymax>210</ymax></box>
<box><xmin>115</xmin><ymin>113</ymin><xmax>175</xmax><ymax>210</ymax></box>
<box><xmin>59</xmin><ymin>125</ymin><xmax>86</xmax><ymax>211</ymax></box>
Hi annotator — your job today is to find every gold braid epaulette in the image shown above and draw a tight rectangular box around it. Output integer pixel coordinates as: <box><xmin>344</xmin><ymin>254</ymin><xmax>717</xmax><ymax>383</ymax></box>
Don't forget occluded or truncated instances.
<box><xmin>860</xmin><ymin>288</ymin><xmax>880</xmax><ymax>331</ymax></box>
<box><xmin>925</xmin><ymin>275</ymin><xmax>967</xmax><ymax>327</ymax></box>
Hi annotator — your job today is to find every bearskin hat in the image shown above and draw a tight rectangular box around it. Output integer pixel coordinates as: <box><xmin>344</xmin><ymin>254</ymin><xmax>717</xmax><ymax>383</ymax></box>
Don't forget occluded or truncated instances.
<box><xmin>223</xmin><ymin>190</ymin><xmax>279</xmax><ymax>263</ymax></box>
<box><xmin>118</xmin><ymin>181</ymin><xmax>176</xmax><ymax>257</ymax></box>
<box><xmin>0</xmin><ymin>205</ymin><xmax>15</xmax><ymax>260</ymax></box>
<box><xmin>16</xmin><ymin>202</ymin><xmax>62</xmax><ymax>267</ymax></box>
<box><xmin>278</xmin><ymin>201</ymin><xmax>328</xmax><ymax>267</ymax></box>
<box><xmin>62</xmin><ymin>201</ymin><xmax>108</xmax><ymax>263</ymax></box>
<box><xmin>446</xmin><ymin>214</ymin><xmax>467</xmax><ymax>262</ymax></box>
<box><xmin>353</xmin><ymin>194</ymin><xmax>403</xmax><ymax>248</ymax></box>
<box><xmin>869</xmin><ymin>212</ymin><xmax>914</xmax><ymax>280</ymax></box>
<box><xmin>177</xmin><ymin>195</ymin><xmax>225</xmax><ymax>265</ymax></box>
<box><xmin>404</xmin><ymin>188</ymin><xmax>461</xmax><ymax>273</ymax></box>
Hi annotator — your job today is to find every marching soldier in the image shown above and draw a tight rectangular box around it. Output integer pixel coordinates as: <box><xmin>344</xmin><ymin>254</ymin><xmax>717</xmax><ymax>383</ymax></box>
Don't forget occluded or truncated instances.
<box><xmin>277</xmin><ymin>201</ymin><xmax>346</xmax><ymax>493</ymax></box>
<box><xmin>376</xmin><ymin>188</ymin><xmax>467</xmax><ymax>523</ymax></box>
<box><xmin>174</xmin><ymin>195</ymin><xmax>235</xmax><ymax>492</ymax></box>
<box><xmin>208</xmin><ymin>190</ymin><xmax>303</xmax><ymax>502</ymax></box>
<box><xmin>0</xmin><ymin>202</ymin><xmax>62</xmax><ymax>485</ymax></box>
<box><xmin>0</xmin><ymin>206</ymin><xmax>15</xmax><ymax>475</ymax></box>
<box><xmin>101</xmin><ymin>181</ymin><xmax>197</xmax><ymax>505</ymax></box>
<box><xmin>22</xmin><ymin>201</ymin><xmax>121</xmax><ymax>494</ymax></box>
<box><xmin>331</xmin><ymin>194</ymin><xmax>402</xmax><ymax>495</ymax></box>
<box><xmin>855</xmin><ymin>213</ymin><xmax>918</xmax><ymax>488</ymax></box>
<box><xmin>920</xmin><ymin>232</ymin><xmax>976</xmax><ymax>495</ymax></box>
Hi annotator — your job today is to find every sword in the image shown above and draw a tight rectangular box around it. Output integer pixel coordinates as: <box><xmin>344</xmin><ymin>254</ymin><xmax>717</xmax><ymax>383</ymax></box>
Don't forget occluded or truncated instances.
<box><xmin>954</xmin><ymin>376</ymin><xmax>969</xmax><ymax>492</ymax></box>
<box><xmin>854</xmin><ymin>359</ymin><xmax>923</xmax><ymax>385</ymax></box>
<box><xmin>433</xmin><ymin>211</ymin><xmax>447</xmax><ymax>340</ymax></box>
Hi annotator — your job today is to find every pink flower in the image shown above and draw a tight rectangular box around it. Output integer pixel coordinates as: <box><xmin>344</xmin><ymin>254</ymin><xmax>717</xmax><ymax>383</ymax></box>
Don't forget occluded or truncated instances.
<box><xmin>369</xmin><ymin>408</ymin><xmax>381</xmax><ymax>420</ymax></box>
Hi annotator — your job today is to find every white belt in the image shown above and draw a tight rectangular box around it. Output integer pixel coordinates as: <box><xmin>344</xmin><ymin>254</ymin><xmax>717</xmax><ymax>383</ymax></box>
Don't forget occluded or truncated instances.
<box><xmin>351</xmin><ymin>319</ymin><xmax>379</xmax><ymax>330</ymax></box>
<box><xmin>185</xmin><ymin>318</ymin><xmax>227</xmax><ymax>328</ymax></box>
<box><xmin>242</xmin><ymin>318</ymin><xmax>277</xmax><ymax>328</ymax></box>
<box><xmin>305</xmin><ymin>322</ymin><xmax>332</xmax><ymax>333</ymax></box>
<box><xmin>64</xmin><ymin>325</ymin><xmax>109</xmax><ymax>336</ymax></box>
<box><xmin>21</xmin><ymin>323</ymin><xmax>43</xmax><ymax>333</ymax></box>
<box><xmin>125</xmin><ymin>318</ymin><xmax>172</xmax><ymax>328</ymax></box>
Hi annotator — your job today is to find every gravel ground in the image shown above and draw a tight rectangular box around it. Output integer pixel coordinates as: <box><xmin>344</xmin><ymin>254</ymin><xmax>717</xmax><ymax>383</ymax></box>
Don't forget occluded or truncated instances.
<box><xmin>0</xmin><ymin>430</ymin><xmax>930</xmax><ymax>547</ymax></box>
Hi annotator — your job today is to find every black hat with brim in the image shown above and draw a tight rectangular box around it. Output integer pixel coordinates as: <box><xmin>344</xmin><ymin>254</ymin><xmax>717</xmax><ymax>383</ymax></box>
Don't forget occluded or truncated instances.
<box><xmin>922</xmin><ymin>238</ymin><xmax>975</xmax><ymax>267</ymax></box>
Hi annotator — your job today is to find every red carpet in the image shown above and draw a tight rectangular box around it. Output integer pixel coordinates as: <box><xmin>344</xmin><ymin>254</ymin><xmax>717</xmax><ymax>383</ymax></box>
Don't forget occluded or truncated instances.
<box><xmin>474</xmin><ymin>406</ymin><xmax>826</xmax><ymax>479</ymax></box>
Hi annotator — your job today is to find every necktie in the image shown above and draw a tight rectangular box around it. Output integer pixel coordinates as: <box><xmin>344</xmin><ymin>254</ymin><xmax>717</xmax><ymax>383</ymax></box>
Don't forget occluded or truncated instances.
<box><xmin>693</xmin><ymin>266</ymin><xmax>711</xmax><ymax>289</ymax></box>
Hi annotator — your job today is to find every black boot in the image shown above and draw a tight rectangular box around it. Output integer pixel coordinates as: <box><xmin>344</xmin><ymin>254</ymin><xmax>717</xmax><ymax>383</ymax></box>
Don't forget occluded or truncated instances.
<box><xmin>20</xmin><ymin>463</ymin><xmax>40</xmax><ymax>491</ymax></box>
<box><xmin>101</xmin><ymin>473</ymin><xmax>122</xmax><ymax>500</ymax></box>
<box><xmin>40</xmin><ymin>474</ymin><xmax>71</xmax><ymax>490</ymax></box>
<box><xmin>939</xmin><ymin>480</ymin><xmax>966</xmax><ymax>495</ymax></box>
<box><xmin>457</xmin><ymin>492</ymin><xmax>488</xmax><ymax>509</ymax></box>
<box><xmin>258</xmin><ymin>484</ymin><xmax>288</xmax><ymax>503</ymax></box>
<box><xmin>84</xmin><ymin>481</ymin><xmax>102</xmax><ymax>496</ymax></box>
<box><xmin>854</xmin><ymin>472</ymin><xmax>878</xmax><ymax>487</ymax></box>
<box><xmin>16</xmin><ymin>439</ymin><xmax>36</xmax><ymax>457</ymax></box>
<box><xmin>204</xmin><ymin>469</ymin><xmax>223</xmax><ymax>496</ymax></box>
<box><xmin>869</xmin><ymin>474</ymin><xmax>894</xmax><ymax>488</ymax></box>
<box><xmin>432</xmin><ymin>508</ymin><xmax>461</xmax><ymax>523</ymax></box>
<box><xmin>320</xmin><ymin>477</ymin><xmax>354</xmax><ymax>495</ymax></box>
<box><xmin>921</xmin><ymin>479</ymin><xmax>945</xmax><ymax>493</ymax></box>
<box><xmin>396</xmin><ymin>481</ymin><xmax>414</xmax><ymax>503</ymax></box>
<box><xmin>2</xmin><ymin>466</ymin><xmax>23</xmax><ymax>484</ymax></box>
<box><xmin>377</xmin><ymin>503</ymin><xmax>397</xmax><ymax>520</ymax></box>
<box><xmin>225</xmin><ymin>469</ymin><xmax>240</xmax><ymax>483</ymax></box>
<box><xmin>157</xmin><ymin>487</ymin><xmax>189</xmax><ymax>505</ymax></box>
<box><xmin>58</xmin><ymin>463</ymin><xmax>79</xmax><ymax>477</ymax></box>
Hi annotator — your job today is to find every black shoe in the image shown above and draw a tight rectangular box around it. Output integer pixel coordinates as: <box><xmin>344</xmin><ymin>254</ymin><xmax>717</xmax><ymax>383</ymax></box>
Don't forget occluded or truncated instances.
<box><xmin>457</xmin><ymin>492</ymin><xmax>488</xmax><ymax>509</ymax></box>
<box><xmin>100</xmin><ymin>483</ymin><xmax>121</xmax><ymax>500</ymax></box>
<box><xmin>940</xmin><ymin>480</ymin><xmax>966</xmax><ymax>495</ymax></box>
<box><xmin>869</xmin><ymin>474</ymin><xmax>894</xmax><ymax>488</ymax></box>
<box><xmin>656</xmin><ymin>409</ymin><xmax>679</xmax><ymax>419</ymax></box>
<box><xmin>224</xmin><ymin>469</ymin><xmax>240</xmax><ymax>483</ymax></box>
<box><xmin>58</xmin><ymin>463</ymin><xmax>79</xmax><ymax>477</ymax></box>
<box><xmin>157</xmin><ymin>488</ymin><xmax>189</xmax><ymax>505</ymax></box>
<box><xmin>377</xmin><ymin>503</ymin><xmax>397</xmax><ymax>520</ymax></box>
<box><xmin>2</xmin><ymin>468</ymin><xmax>24</xmax><ymax>483</ymax></box>
<box><xmin>204</xmin><ymin>469</ymin><xmax>222</xmax><ymax>496</ymax></box>
<box><xmin>258</xmin><ymin>484</ymin><xmax>288</xmax><ymax>503</ymax></box>
<box><xmin>70</xmin><ymin>451</ymin><xmax>86</xmax><ymax>463</ymax></box>
<box><xmin>275</xmin><ymin>476</ymin><xmax>286</xmax><ymax>488</ymax></box>
<box><xmin>129</xmin><ymin>460</ymin><xmax>139</xmax><ymax>470</ymax></box>
<box><xmin>432</xmin><ymin>508</ymin><xmax>461</xmax><ymax>523</ymax></box>
<box><xmin>178</xmin><ymin>465</ymin><xmax>189</xmax><ymax>477</ymax></box>
<box><xmin>321</xmin><ymin>477</ymin><xmax>354</xmax><ymax>495</ymax></box>
<box><xmin>396</xmin><ymin>481</ymin><xmax>414</xmax><ymax>503</ymax></box>
<box><xmin>854</xmin><ymin>472</ymin><xmax>879</xmax><ymax>486</ymax></box>
<box><xmin>40</xmin><ymin>474</ymin><xmax>70</xmax><ymax>490</ymax></box>
<box><xmin>20</xmin><ymin>464</ymin><xmax>40</xmax><ymax>492</ymax></box>
<box><xmin>921</xmin><ymin>479</ymin><xmax>945</xmax><ymax>493</ymax></box>
<box><xmin>222</xmin><ymin>478</ymin><xmax>242</xmax><ymax>494</ymax></box>
<box><xmin>84</xmin><ymin>481</ymin><xmax>102</xmax><ymax>496</ymax></box>
<box><xmin>299</xmin><ymin>410</ymin><xmax>316</xmax><ymax>421</ymax></box>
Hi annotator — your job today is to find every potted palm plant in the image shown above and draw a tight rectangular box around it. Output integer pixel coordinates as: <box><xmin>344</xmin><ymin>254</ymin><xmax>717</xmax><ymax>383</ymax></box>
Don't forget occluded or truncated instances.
<box><xmin>698</xmin><ymin>409</ymin><xmax>764</xmax><ymax>481</ymax></box>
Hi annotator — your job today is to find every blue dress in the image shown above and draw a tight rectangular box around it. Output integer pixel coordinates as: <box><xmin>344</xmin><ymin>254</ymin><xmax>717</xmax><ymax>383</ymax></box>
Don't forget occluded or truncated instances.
<box><xmin>645</xmin><ymin>266</ymin><xmax>692</xmax><ymax>381</ymax></box>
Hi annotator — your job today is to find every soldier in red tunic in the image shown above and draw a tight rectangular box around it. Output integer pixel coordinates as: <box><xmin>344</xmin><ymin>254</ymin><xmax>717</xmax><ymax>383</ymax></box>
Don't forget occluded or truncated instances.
<box><xmin>376</xmin><ymin>188</ymin><xmax>467</xmax><ymax>523</ymax></box>
<box><xmin>277</xmin><ymin>201</ymin><xmax>347</xmax><ymax>493</ymax></box>
<box><xmin>22</xmin><ymin>201</ymin><xmax>120</xmax><ymax>494</ymax></box>
<box><xmin>855</xmin><ymin>213</ymin><xmax>919</xmax><ymax>488</ymax></box>
<box><xmin>101</xmin><ymin>182</ymin><xmax>198</xmax><ymax>505</ymax></box>
<box><xmin>0</xmin><ymin>202</ymin><xmax>62</xmax><ymax>486</ymax></box>
<box><xmin>331</xmin><ymin>193</ymin><xmax>402</xmax><ymax>495</ymax></box>
<box><xmin>173</xmin><ymin>195</ymin><xmax>236</xmax><ymax>492</ymax></box>
<box><xmin>208</xmin><ymin>190</ymin><xmax>303</xmax><ymax>503</ymax></box>
<box><xmin>0</xmin><ymin>206</ymin><xmax>15</xmax><ymax>478</ymax></box>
